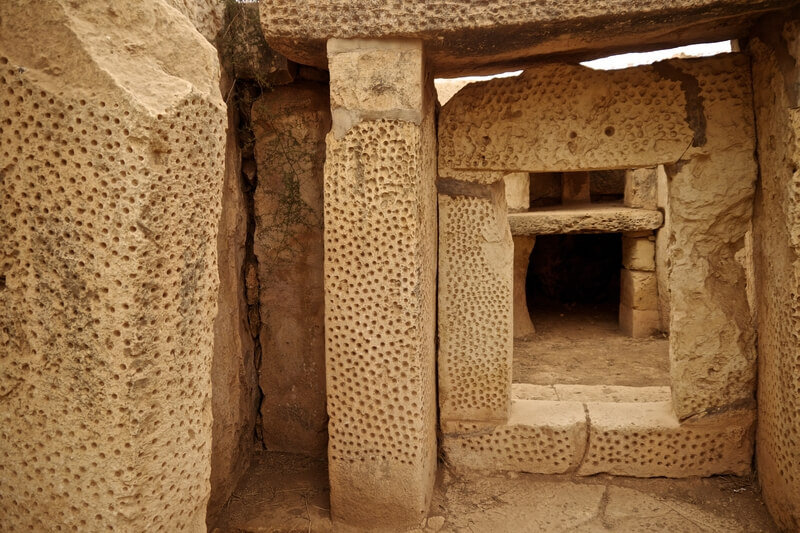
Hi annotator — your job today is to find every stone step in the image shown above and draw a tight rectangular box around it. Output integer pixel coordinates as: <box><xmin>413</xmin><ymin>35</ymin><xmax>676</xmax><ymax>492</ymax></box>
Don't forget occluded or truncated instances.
<box><xmin>508</xmin><ymin>204</ymin><xmax>662</xmax><ymax>235</ymax></box>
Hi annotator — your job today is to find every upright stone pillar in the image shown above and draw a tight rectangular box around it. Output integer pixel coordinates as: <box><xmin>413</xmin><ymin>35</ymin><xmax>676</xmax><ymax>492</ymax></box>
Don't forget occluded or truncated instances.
<box><xmin>324</xmin><ymin>39</ymin><xmax>437</xmax><ymax>529</ymax></box>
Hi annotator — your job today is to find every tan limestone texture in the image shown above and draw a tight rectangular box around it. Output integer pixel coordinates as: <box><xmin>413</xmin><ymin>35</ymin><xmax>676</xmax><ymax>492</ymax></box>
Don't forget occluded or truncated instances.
<box><xmin>655</xmin><ymin>166</ymin><xmax>672</xmax><ymax>332</ymax></box>
<box><xmin>750</xmin><ymin>18</ymin><xmax>800</xmax><ymax>530</ymax></box>
<box><xmin>165</xmin><ymin>0</ymin><xmax>225</xmax><ymax>43</ymax></box>
<box><xmin>208</xmin><ymin>73</ymin><xmax>259</xmax><ymax>527</ymax></box>
<box><xmin>258</xmin><ymin>0</ymin><xmax>793</xmax><ymax>76</ymax></box>
<box><xmin>665</xmin><ymin>55</ymin><xmax>757</xmax><ymax>420</ymax></box>
<box><xmin>251</xmin><ymin>83</ymin><xmax>330</xmax><ymax>457</ymax></box>
<box><xmin>578</xmin><ymin>403</ymin><xmax>755</xmax><ymax>477</ymax></box>
<box><xmin>443</xmin><ymin>399</ymin><xmax>754</xmax><ymax>478</ymax></box>
<box><xmin>508</xmin><ymin>205</ymin><xmax>662</xmax><ymax>236</ymax></box>
<box><xmin>624</xmin><ymin>167</ymin><xmax>658</xmax><ymax>209</ymax></box>
<box><xmin>323</xmin><ymin>40</ymin><xmax>437</xmax><ymax>529</ymax></box>
<box><xmin>438</xmin><ymin>175</ymin><xmax>513</xmax><ymax>422</ymax></box>
<box><xmin>513</xmin><ymin>236</ymin><xmax>536</xmax><ymax>338</ymax></box>
<box><xmin>441</xmin><ymin>401</ymin><xmax>588</xmax><ymax>475</ymax></box>
<box><xmin>439</xmin><ymin>63</ymin><xmax>696</xmax><ymax>173</ymax></box>
<box><xmin>0</xmin><ymin>1</ymin><xmax>226</xmax><ymax>530</ymax></box>
<box><xmin>622</xmin><ymin>234</ymin><xmax>656</xmax><ymax>272</ymax></box>
<box><xmin>504</xmin><ymin>172</ymin><xmax>530</xmax><ymax>212</ymax></box>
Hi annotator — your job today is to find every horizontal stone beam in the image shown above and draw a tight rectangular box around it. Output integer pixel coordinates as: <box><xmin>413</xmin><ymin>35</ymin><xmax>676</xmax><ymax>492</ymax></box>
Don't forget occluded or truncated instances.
<box><xmin>508</xmin><ymin>206</ymin><xmax>663</xmax><ymax>235</ymax></box>
<box><xmin>258</xmin><ymin>0</ymin><xmax>794</xmax><ymax>76</ymax></box>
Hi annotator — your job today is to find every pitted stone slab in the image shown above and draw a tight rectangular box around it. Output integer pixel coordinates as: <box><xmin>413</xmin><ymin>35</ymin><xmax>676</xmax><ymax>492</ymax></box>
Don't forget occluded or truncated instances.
<box><xmin>508</xmin><ymin>205</ymin><xmax>662</xmax><ymax>235</ymax></box>
<box><xmin>259</xmin><ymin>0</ymin><xmax>793</xmax><ymax>76</ymax></box>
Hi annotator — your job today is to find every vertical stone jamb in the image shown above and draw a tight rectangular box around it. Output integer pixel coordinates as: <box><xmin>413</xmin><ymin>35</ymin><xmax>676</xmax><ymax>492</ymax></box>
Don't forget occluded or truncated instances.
<box><xmin>323</xmin><ymin>39</ymin><xmax>437</xmax><ymax>529</ymax></box>
<box><xmin>513</xmin><ymin>235</ymin><xmax>536</xmax><ymax>338</ymax></box>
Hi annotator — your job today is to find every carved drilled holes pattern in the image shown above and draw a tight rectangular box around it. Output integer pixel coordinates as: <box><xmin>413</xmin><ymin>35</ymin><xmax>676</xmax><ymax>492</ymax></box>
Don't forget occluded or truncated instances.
<box><xmin>0</xmin><ymin>55</ymin><xmax>225</xmax><ymax>531</ymax></box>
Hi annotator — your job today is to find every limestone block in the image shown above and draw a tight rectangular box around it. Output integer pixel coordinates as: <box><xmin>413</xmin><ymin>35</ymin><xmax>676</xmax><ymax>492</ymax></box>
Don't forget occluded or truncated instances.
<box><xmin>439</xmin><ymin>181</ymin><xmax>513</xmax><ymax>422</ymax></box>
<box><xmin>259</xmin><ymin>0</ymin><xmax>792</xmax><ymax>76</ymax></box>
<box><xmin>441</xmin><ymin>401</ymin><xmax>588</xmax><ymax>475</ymax></box>
<box><xmin>750</xmin><ymin>26</ymin><xmax>800</xmax><ymax>531</ymax></box>
<box><xmin>665</xmin><ymin>55</ymin><xmax>757</xmax><ymax>419</ymax></box>
<box><xmin>622</xmin><ymin>234</ymin><xmax>656</xmax><ymax>271</ymax></box>
<box><xmin>655</xmin><ymin>166</ymin><xmax>671</xmax><ymax>332</ymax></box>
<box><xmin>505</xmin><ymin>172</ymin><xmax>531</xmax><ymax>212</ymax></box>
<box><xmin>509</xmin><ymin>205</ymin><xmax>662</xmax><ymax>236</ymax></box>
<box><xmin>620</xmin><ymin>269</ymin><xmax>658</xmax><ymax>310</ymax></box>
<box><xmin>624</xmin><ymin>167</ymin><xmax>658</xmax><ymax>209</ymax></box>
<box><xmin>578</xmin><ymin>402</ymin><xmax>755</xmax><ymax>477</ymax></box>
<box><xmin>0</xmin><ymin>1</ymin><xmax>226</xmax><ymax>530</ymax></box>
<box><xmin>619</xmin><ymin>304</ymin><xmax>661</xmax><ymax>338</ymax></box>
<box><xmin>218</xmin><ymin>2</ymin><xmax>295</xmax><ymax>85</ymax></box>
<box><xmin>165</xmin><ymin>0</ymin><xmax>225</xmax><ymax>43</ymax></box>
<box><xmin>562</xmin><ymin>171</ymin><xmax>591</xmax><ymax>204</ymax></box>
<box><xmin>439</xmin><ymin>63</ymin><xmax>696</xmax><ymax>173</ymax></box>
<box><xmin>208</xmin><ymin>75</ymin><xmax>259</xmax><ymax>526</ymax></box>
<box><xmin>324</xmin><ymin>40</ymin><xmax>437</xmax><ymax>529</ymax></box>
<box><xmin>513</xmin><ymin>235</ymin><xmax>536</xmax><ymax>338</ymax></box>
<box><xmin>252</xmin><ymin>82</ymin><xmax>330</xmax><ymax>456</ymax></box>
<box><xmin>512</xmin><ymin>384</ymin><xmax>671</xmax><ymax>403</ymax></box>
<box><xmin>328</xmin><ymin>39</ymin><xmax>424</xmax><ymax>138</ymax></box>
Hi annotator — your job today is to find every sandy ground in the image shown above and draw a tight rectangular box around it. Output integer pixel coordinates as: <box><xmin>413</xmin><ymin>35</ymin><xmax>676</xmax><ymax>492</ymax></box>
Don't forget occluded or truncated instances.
<box><xmin>213</xmin><ymin>452</ymin><xmax>778</xmax><ymax>533</ymax></box>
<box><xmin>514</xmin><ymin>304</ymin><xmax>669</xmax><ymax>387</ymax></box>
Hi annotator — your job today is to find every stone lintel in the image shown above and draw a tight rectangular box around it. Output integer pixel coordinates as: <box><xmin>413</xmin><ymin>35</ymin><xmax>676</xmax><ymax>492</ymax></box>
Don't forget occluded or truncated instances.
<box><xmin>508</xmin><ymin>205</ymin><xmax>662</xmax><ymax>235</ymax></box>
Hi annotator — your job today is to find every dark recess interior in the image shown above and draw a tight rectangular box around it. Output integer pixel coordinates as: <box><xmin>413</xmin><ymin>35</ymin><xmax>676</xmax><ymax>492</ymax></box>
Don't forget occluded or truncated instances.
<box><xmin>526</xmin><ymin>233</ymin><xmax>622</xmax><ymax>319</ymax></box>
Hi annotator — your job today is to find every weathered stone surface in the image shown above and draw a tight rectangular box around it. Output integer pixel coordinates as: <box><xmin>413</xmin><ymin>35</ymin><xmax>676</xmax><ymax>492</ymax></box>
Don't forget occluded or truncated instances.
<box><xmin>512</xmin><ymin>383</ymin><xmax>671</xmax><ymax>403</ymax></box>
<box><xmin>655</xmin><ymin>166</ymin><xmax>672</xmax><ymax>332</ymax></box>
<box><xmin>619</xmin><ymin>304</ymin><xmax>661</xmax><ymax>338</ymax></box>
<box><xmin>208</xmin><ymin>72</ymin><xmax>259</xmax><ymax>528</ymax></box>
<box><xmin>440</xmin><ymin>62</ymin><xmax>698</xmax><ymax>173</ymax></box>
<box><xmin>324</xmin><ymin>40</ymin><xmax>437</xmax><ymax>529</ymax></box>
<box><xmin>750</xmin><ymin>17</ymin><xmax>800</xmax><ymax>530</ymax></box>
<box><xmin>252</xmin><ymin>82</ymin><xmax>330</xmax><ymax>456</ymax></box>
<box><xmin>259</xmin><ymin>0</ymin><xmax>794</xmax><ymax>76</ymax></box>
<box><xmin>0</xmin><ymin>1</ymin><xmax>226</xmax><ymax>530</ymax></box>
<box><xmin>439</xmin><ymin>180</ymin><xmax>513</xmax><ymax>422</ymax></box>
<box><xmin>578</xmin><ymin>402</ymin><xmax>755</xmax><ymax>477</ymax></box>
<box><xmin>165</xmin><ymin>0</ymin><xmax>225</xmax><ymax>43</ymax></box>
<box><xmin>622</xmin><ymin>234</ymin><xmax>656</xmax><ymax>271</ymax></box>
<box><xmin>442</xmin><ymin>400</ymin><xmax>588</xmax><ymax>475</ymax></box>
<box><xmin>218</xmin><ymin>2</ymin><xmax>295</xmax><ymax>85</ymax></box>
<box><xmin>624</xmin><ymin>167</ymin><xmax>657</xmax><ymax>209</ymax></box>
<box><xmin>513</xmin><ymin>236</ymin><xmax>536</xmax><ymax>338</ymax></box>
<box><xmin>508</xmin><ymin>205</ymin><xmax>662</xmax><ymax>236</ymax></box>
<box><xmin>665</xmin><ymin>55</ymin><xmax>757</xmax><ymax>420</ymax></box>
<box><xmin>620</xmin><ymin>269</ymin><xmax>658</xmax><ymax>310</ymax></box>
<box><xmin>504</xmin><ymin>172</ymin><xmax>530</xmax><ymax>212</ymax></box>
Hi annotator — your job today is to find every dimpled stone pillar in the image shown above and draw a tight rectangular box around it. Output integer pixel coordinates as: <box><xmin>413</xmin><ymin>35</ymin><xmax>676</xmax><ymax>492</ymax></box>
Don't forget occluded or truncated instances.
<box><xmin>323</xmin><ymin>39</ymin><xmax>437</xmax><ymax>529</ymax></box>
<box><xmin>0</xmin><ymin>0</ymin><xmax>226</xmax><ymax>530</ymax></box>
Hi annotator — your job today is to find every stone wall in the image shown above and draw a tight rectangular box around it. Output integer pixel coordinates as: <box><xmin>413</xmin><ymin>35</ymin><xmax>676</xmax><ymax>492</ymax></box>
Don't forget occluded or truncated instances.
<box><xmin>749</xmin><ymin>15</ymin><xmax>800</xmax><ymax>530</ymax></box>
<box><xmin>252</xmin><ymin>82</ymin><xmax>330</xmax><ymax>457</ymax></box>
<box><xmin>0</xmin><ymin>0</ymin><xmax>226</xmax><ymax>530</ymax></box>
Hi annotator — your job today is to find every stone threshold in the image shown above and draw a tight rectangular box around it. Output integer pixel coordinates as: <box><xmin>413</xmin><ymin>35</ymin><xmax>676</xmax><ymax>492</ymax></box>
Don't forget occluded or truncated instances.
<box><xmin>508</xmin><ymin>204</ymin><xmax>663</xmax><ymax>235</ymax></box>
<box><xmin>441</xmin><ymin>392</ymin><xmax>754</xmax><ymax>479</ymax></box>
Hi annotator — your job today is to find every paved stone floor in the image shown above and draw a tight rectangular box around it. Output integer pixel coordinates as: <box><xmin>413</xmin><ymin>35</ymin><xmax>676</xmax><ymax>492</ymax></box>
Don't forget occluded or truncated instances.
<box><xmin>213</xmin><ymin>452</ymin><xmax>778</xmax><ymax>532</ymax></box>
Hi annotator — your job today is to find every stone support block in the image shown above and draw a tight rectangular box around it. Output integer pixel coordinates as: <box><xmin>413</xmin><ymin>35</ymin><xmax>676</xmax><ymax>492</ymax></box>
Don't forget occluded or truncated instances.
<box><xmin>441</xmin><ymin>401</ymin><xmax>588</xmax><ymax>475</ymax></box>
<box><xmin>619</xmin><ymin>304</ymin><xmax>661</xmax><ymax>338</ymax></box>
<box><xmin>438</xmin><ymin>172</ymin><xmax>513</xmax><ymax>422</ymax></box>
<box><xmin>620</xmin><ymin>269</ymin><xmax>659</xmax><ymax>310</ymax></box>
<box><xmin>666</xmin><ymin>55</ymin><xmax>757</xmax><ymax>420</ymax></box>
<box><xmin>509</xmin><ymin>206</ymin><xmax>662</xmax><ymax>236</ymax></box>
<box><xmin>622</xmin><ymin>234</ymin><xmax>656</xmax><ymax>271</ymax></box>
<box><xmin>578</xmin><ymin>402</ymin><xmax>755</xmax><ymax>477</ymax></box>
<box><xmin>0</xmin><ymin>1</ymin><xmax>226</xmax><ymax>529</ymax></box>
<box><xmin>505</xmin><ymin>172</ymin><xmax>531</xmax><ymax>212</ymax></box>
<box><xmin>513</xmin><ymin>236</ymin><xmax>536</xmax><ymax>338</ymax></box>
<box><xmin>562</xmin><ymin>171</ymin><xmax>591</xmax><ymax>204</ymax></box>
<box><xmin>324</xmin><ymin>38</ymin><xmax>437</xmax><ymax>530</ymax></box>
<box><xmin>252</xmin><ymin>82</ymin><xmax>330</xmax><ymax>456</ymax></box>
<box><xmin>624</xmin><ymin>167</ymin><xmax>658</xmax><ymax>209</ymax></box>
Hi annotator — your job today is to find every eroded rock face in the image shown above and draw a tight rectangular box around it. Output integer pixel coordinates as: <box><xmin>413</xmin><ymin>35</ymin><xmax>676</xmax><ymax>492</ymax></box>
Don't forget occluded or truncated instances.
<box><xmin>251</xmin><ymin>82</ymin><xmax>330</xmax><ymax>457</ymax></box>
<box><xmin>259</xmin><ymin>0</ymin><xmax>795</xmax><ymax>76</ymax></box>
<box><xmin>750</xmin><ymin>16</ymin><xmax>800</xmax><ymax>531</ymax></box>
<box><xmin>164</xmin><ymin>0</ymin><xmax>225</xmax><ymax>43</ymax></box>
<box><xmin>0</xmin><ymin>1</ymin><xmax>226</xmax><ymax>530</ymax></box>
